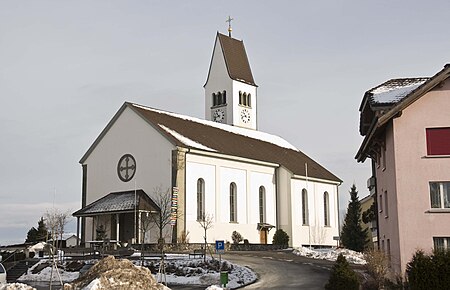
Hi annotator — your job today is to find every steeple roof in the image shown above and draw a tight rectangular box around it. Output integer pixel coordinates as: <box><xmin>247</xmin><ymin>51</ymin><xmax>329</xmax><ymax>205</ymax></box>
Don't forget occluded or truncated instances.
<box><xmin>216</xmin><ymin>33</ymin><xmax>256</xmax><ymax>86</ymax></box>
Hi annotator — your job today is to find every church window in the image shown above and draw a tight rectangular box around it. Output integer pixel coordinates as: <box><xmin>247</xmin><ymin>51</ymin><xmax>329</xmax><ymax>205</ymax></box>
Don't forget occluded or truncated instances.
<box><xmin>238</xmin><ymin>91</ymin><xmax>251</xmax><ymax>107</ymax></box>
<box><xmin>212</xmin><ymin>93</ymin><xmax>218</xmax><ymax>106</ymax></box>
<box><xmin>197</xmin><ymin>179</ymin><xmax>205</xmax><ymax>221</ymax></box>
<box><xmin>324</xmin><ymin>192</ymin><xmax>330</xmax><ymax>226</ymax></box>
<box><xmin>230</xmin><ymin>183</ymin><xmax>237</xmax><ymax>222</ymax></box>
<box><xmin>222</xmin><ymin>90</ymin><xmax>227</xmax><ymax>105</ymax></box>
<box><xmin>302</xmin><ymin>189</ymin><xmax>309</xmax><ymax>225</ymax></box>
<box><xmin>259</xmin><ymin>186</ymin><xmax>266</xmax><ymax>223</ymax></box>
<box><xmin>212</xmin><ymin>91</ymin><xmax>227</xmax><ymax>107</ymax></box>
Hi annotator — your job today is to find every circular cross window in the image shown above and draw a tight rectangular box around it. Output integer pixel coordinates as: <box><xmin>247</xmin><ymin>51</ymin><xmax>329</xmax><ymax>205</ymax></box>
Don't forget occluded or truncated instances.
<box><xmin>117</xmin><ymin>154</ymin><xmax>136</xmax><ymax>182</ymax></box>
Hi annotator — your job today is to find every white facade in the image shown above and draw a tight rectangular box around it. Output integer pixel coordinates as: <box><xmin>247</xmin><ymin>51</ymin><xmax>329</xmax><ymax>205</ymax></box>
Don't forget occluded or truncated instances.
<box><xmin>185</xmin><ymin>152</ymin><xmax>277</xmax><ymax>244</ymax></box>
<box><xmin>82</xmin><ymin>106</ymin><xmax>175</xmax><ymax>243</ymax></box>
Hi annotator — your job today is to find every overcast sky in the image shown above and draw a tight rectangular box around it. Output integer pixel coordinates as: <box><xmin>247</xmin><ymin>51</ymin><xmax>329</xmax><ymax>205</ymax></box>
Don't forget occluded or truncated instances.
<box><xmin>1</xmin><ymin>1</ymin><xmax>449</xmax><ymax>245</ymax></box>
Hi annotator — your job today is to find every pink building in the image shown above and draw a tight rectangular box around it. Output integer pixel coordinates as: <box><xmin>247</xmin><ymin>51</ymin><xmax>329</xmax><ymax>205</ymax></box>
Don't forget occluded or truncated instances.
<box><xmin>356</xmin><ymin>64</ymin><xmax>450</xmax><ymax>275</ymax></box>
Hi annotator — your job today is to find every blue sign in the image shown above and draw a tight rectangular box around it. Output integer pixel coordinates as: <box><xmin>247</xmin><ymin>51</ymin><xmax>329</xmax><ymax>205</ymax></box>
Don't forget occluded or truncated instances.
<box><xmin>215</xmin><ymin>240</ymin><xmax>225</xmax><ymax>253</ymax></box>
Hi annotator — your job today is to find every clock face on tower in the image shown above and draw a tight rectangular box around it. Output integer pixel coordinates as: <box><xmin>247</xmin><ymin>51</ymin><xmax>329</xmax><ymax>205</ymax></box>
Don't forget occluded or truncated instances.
<box><xmin>240</xmin><ymin>109</ymin><xmax>251</xmax><ymax>123</ymax></box>
<box><xmin>213</xmin><ymin>109</ymin><xmax>225</xmax><ymax>123</ymax></box>
<box><xmin>117</xmin><ymin>154</ymin><xmax>136</xmax><ymax>182</ymax></box>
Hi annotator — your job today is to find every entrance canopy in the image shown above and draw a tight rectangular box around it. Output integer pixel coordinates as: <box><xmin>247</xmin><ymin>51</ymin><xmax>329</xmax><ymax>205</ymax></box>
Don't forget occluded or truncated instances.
<box><xmin>257</xmin><ymin>223</ymin><xmax>275</xmax><ymax>231</ymax></box>
<box><xmin>73</xmin><ymin>189</ymin><xmax>160</xmax><ymax>217</ymax></box>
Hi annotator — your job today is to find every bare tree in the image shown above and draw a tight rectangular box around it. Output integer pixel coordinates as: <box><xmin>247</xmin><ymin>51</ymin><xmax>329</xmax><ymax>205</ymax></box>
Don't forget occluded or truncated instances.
<box><xmin>44</xmin><ymin>208</ymin><xmax>70</xmax><ymax>289</ymax></box>
<box><xmin>150</xmin><ymin>186</ymin><xmax>174</xmax><ymax>244</ymax></box>
<box><xmin>197</xmin><ymin>213</ymin><xmax>214</xmax><ymax>262</ymax></box>
<box><xmin>364</xmin><ymin>249</ymin><xmax>390</xmax><ymax>289</ymax></box>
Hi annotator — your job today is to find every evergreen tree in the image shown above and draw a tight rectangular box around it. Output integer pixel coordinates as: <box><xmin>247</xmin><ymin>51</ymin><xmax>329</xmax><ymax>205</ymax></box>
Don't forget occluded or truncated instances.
<box><xmin>25</xmin><ymin>227</ymin><xmax>38</xmax><ymax>243</ymax></box>
<box><xmin>36</xmin><ymin>217</ymin><xmax>49</xmax><ymax>242</ymax></box>
<box><xmin>325</xmin><ymin>254</ymin><xmax>359</xmax><ymax>290</ymax></box>
<box><xmin>341</xmin><ymin>184</ymin><xmax>368</xmax><ymax>252</ymax></box>
<box><xmin>272</xmin><ymin>229</ymin><xmax>290</xmax><ymax>246</ymax></box>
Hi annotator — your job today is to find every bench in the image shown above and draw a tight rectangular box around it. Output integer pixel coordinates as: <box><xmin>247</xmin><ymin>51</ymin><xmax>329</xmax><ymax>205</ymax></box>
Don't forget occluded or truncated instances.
<box><xmin>189</xmin><ymin>249</ymin><xmax>205</xmax><ymax>259</ymax></box>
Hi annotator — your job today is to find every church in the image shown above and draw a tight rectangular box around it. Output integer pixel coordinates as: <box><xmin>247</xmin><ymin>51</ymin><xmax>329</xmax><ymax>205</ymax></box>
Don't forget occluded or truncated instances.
<box><xmin>73</xmin><ymin>30</ymin><xmax>341</xmax><ymax>248</ymax></box>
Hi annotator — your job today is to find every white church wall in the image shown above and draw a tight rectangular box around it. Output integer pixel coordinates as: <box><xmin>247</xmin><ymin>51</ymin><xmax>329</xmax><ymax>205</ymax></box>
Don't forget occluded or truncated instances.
<box><xmin>276</xmin><ymin>166</ymin><xmax>293</xmax><ymax>242</ymax></box>
<box><xmin>232</xmin><ymin>80</ymin><xmax>257</xmax><ymax>129</ymax></box>
<box><xmin>204</xmin><ymin>36</ymin><xmax>233</xmax><ymax>122</ymax></box>
<box><xmin>185</xmin><ymin>152</ymin><xmax>276</xmax><ymax>244</ymax></box>
<box><xmin>83</xmin><ymin>106</ymin><xmax>175</xmax><ymax>242</ymax></box>
<box><xmin>290</xmin><ymin>178</ymin><xmax>339</xmax><ymax>248</ymax></box>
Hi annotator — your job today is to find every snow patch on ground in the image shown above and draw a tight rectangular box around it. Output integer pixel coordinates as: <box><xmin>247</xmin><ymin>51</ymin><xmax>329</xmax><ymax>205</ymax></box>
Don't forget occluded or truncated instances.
<box><xmin>18</xmin><ymin>260</ymin><xmax>79</xmax><ymax>282</ymax></box>
<box><xmin>0</xmin><ymin>283</ymin><xmax>36</xmax><ymax>290</ymax></box>
<box><xmin>17</xmin><ymin>254</ymin><xmax>256</xmax><ymax>289</ymax></box>
<box><xmin>293</xmin><ymin>247</ymin><xmax>366</xmax><ymax>265</ymax></box>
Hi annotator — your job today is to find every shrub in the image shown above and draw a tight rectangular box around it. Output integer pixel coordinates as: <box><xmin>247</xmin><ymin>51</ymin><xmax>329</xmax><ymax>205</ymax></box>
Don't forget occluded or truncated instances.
<box><xmin>272</xmin><ymin>229</ymin><xmax>289</xmax><ymax>246</ymax></box>
<box><xmin>406</xmin><ymin>249</ymin><xmax>450</xmax><ymax>290</ymax></box>
<box><xmin>325</xmin><ymin>254</ymin><xmax>359</xmax><ymax>290</ymax></box>
<box><xmin>231</xmin><ymin>231</ymin><xmax>243</xmax><ymax>244</ymax></box>
<box><xmin>364</xmin><ymin>249</ymin><xmax>390</xmax><ymax>289</ymax></box>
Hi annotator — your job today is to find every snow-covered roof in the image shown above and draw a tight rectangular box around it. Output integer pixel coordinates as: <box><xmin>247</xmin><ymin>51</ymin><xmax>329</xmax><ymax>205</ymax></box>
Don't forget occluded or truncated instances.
<box><xmin>79</xmin><ymin>101</ymin><xmax>340</xmax><ymax>183</ymax></box>
<box><xmin>133</xmin><ymin>104</ymin><xmax>297</xmax><ymax>151</ymax></box>
<box><xmin>130</xmin><ymin>103</ymin><xmax>341</xmax><ymax>182</ymax></box>
<box><xmin>368</xmin><ymin>78</ymin><xmax>429</xmax><ymax>105</ymax></box>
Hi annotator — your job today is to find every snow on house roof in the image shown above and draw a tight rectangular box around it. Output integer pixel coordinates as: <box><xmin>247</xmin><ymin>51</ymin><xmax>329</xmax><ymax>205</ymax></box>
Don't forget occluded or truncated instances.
<box><xmin>368</xmin><ymin>78</ymin><xmax>429</xmax><ymax>105</ymax></box>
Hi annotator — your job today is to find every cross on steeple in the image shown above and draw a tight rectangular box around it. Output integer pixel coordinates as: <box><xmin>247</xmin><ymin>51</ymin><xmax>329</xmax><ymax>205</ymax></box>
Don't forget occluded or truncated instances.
<box><xmin>226</xmin><ymin>16</ymin><xmax>233</xmax><ymax>37</ymax></box>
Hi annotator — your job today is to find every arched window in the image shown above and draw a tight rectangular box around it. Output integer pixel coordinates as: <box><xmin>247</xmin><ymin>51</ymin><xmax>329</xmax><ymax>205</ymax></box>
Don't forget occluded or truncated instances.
<box><xmin>212</xmin><ymin>93</ymin><xmax>217</xmax><ymax>106</ymax></box>
<box><xmin>302</xmin><ymin>189</ymin><xmax>309</xmax><ymax>225</ymax></box>
<box><xmin>247</xmin><ymin>93</ymin><xmax>251</xmax><ymax>107</ymax></box>
<box><xmin>259</xmin><ymin>186</ymin><xmax>266</xmax><ymax>223</ymax></box>
<box><xmin>243</xmin><ymin>92</ymin><xmax>248</xmax><ymax>106</ymax></box>
<box><xmin>222</xmin><ymin>90</ymin><xmax>227</xmax><ymax>104</ymax></box>
<box><xmin>197</xmin><ymin>179</ymin><xmax>205</xmax><ymax>221</ymax></box>
<box><xmin>324</xmin><ymin>192</ymin><xmax>330</xmax><ymax>226</ymax></box>
<box><xmin>239</xmin><ymin>91</ymin><xmax>243</xmax><ymax>105</ymax></box>
<box><xmin>217</xmin><ymin>91</ymin><xmax>222</xmax><ymax>105</ymax></box>
<box><xmin>230</xmin><ymin>183</ymin><xmax>237</xmax><ymax>222</ymax></box>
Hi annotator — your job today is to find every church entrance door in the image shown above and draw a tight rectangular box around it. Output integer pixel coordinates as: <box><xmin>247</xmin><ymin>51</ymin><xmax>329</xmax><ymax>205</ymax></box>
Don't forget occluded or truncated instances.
<box><xmin>259</xmin><ymin>230</ymin><xmax>267</xmax><ymax>244</ymax></box>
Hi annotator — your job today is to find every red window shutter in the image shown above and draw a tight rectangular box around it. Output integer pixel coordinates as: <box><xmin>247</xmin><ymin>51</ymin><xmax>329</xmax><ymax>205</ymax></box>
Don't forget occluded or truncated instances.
<box><xmin>426</xmin><ymin>128</ymin><xmax>450</xmax><ymax>155</ymax></box>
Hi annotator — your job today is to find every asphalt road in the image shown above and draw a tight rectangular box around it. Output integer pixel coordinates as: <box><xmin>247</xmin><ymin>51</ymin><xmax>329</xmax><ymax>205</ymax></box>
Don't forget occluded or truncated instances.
<box><xmin>221</xmin><ymin>250</ymin><xmax>333</xmax><ymax>289</ymax></box>
<box><xmin>25</xmin><ymin>250</ymin><xmax>336</xmax><ymax>289</ymax></box>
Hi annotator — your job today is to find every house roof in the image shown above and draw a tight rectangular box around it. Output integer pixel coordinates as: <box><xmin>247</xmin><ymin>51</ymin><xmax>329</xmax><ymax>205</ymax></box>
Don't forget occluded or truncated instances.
<box><xmin>128</xmin><ymin>103</ymin><xmax>341</xmax><ymax>183</ymax></box>
<box><xmin>367</xmin><ymin>78</ymin><xmax>430</xmax><ymax>106</ymax></box>
<box><xmin>356</xmin><ymin>64</ymin><xmax>450</xmax><ymax>162</ymax></box>
<box><xmin>216</xmin><ymin>33</ymin><xmax>256</xmax><ymax>86</ymax></box>
<box><xmin>73</xmin><ymin>190</ymin><xmax>159</xmax><ymax>217</ymax></box>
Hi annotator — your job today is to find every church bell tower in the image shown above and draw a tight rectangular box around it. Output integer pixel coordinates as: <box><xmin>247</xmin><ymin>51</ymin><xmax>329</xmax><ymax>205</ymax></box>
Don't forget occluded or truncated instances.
<box><xmin>204</xmin><ymin>25</ymin><xmax>258</xmax><ymax>130</ymax></box>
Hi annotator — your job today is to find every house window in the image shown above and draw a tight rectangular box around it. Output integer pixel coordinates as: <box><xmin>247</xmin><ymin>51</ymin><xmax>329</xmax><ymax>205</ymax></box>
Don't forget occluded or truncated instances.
<box><xmin>433</xmin><ymin>237</ymin><xmax>450</xmax><ymax>251</ymax></box>
<box><xmin>259</xmin><ymin>186</ymin><xmax>266</xmax><ymax>223</ymax></box>
<box><xmin>324</xmin><ymin>192</ymin><xmax>330</xmax><ymax>226</ymax></box>
<box><xmin>430</xmin><ymin>182</ymin><xmax>450</xmax><ymax>208</ymax></box>
<box><xmin>302</xmin><ymin>189</ymin><xmax>309</xmax><ymax>225</ymax></box>
<box><xmin>379</xmin><ymin>194</ymin><xmax>383</xmax><ymax>213</ymax></box>
<box><xmin>197</xmin><ymin>179</ymin><xmax>205</xmax><ymax>221</ymax></box>
<box><xmin>230</xmin><ymin>183</ymin><xmax>237</xmax><ymax>222</ymax></box>
<box><xmin>382</xmin><ymin>145</ymin><xmax>386</xmax><ymax>170</ymax></box>
<box><xmin>426</xmin><ymin>127</ymin><xmax>450</xmax><ymax>156</ymax></box>
<box><xmin>384</xmin><ymin>191</ymin><xmax>389</xmax><ymax>218</ymax></box>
